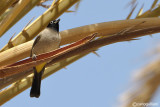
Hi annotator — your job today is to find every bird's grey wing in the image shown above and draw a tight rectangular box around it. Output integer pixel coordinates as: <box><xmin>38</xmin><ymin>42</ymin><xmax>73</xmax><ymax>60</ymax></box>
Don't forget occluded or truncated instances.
<box><xmin>30</xmin><ymin>35</ymin><xmax>41</xmax><ymax>57</ymax></box>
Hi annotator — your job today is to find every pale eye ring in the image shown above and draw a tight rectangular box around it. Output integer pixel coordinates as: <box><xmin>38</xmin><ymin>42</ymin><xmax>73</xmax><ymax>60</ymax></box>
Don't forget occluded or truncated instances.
<box><xmin>50</xmin><ymin>21</ymin><xmax>54</xmax><ymax>24</ymax></box>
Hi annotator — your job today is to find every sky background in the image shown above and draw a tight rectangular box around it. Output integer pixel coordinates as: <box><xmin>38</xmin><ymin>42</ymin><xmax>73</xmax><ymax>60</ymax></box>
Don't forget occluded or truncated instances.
<box><xmin>1</xmin><ymin>0</ymin><xmax>160</xmax><ymax>107</ymax></box>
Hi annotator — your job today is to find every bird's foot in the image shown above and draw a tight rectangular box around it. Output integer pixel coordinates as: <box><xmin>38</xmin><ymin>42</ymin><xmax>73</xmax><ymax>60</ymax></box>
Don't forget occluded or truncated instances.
<box><xmin>32</xmin><ymin>54</ymin><xmax>37</xmax><ymax>60</ymax></box>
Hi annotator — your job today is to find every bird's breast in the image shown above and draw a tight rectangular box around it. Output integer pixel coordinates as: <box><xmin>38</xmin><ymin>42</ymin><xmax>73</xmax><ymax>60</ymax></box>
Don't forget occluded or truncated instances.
<box><xmin>33</xmin><ymin>28</ymin><xmax>61</xmax><ymax>55</ymax></box>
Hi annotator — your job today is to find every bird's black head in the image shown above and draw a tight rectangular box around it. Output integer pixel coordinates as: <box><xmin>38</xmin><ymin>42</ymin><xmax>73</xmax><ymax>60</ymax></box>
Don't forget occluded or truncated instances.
<box><xmin>47</xmin><ymin>19</ymin><xmax>60</xmax><ymax>32</ymax></box>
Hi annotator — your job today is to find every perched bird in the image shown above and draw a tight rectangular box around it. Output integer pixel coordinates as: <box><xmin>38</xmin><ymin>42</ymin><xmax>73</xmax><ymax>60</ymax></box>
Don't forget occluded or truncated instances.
<box><xmin>30</xmin><ymin>19</ymin><xmax>61</xmax><ymax>98</ymax></box>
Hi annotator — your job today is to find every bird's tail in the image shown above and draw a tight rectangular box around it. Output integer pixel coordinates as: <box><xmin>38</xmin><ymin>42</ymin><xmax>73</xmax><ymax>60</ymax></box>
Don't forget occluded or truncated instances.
<box><xmin>30</xmin><ymin>66</ymin><xmax>45</xmax><ymax>98</ymax></box>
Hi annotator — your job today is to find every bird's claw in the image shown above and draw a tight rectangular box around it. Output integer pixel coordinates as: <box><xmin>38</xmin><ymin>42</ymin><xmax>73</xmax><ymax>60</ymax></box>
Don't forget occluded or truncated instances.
<box><xmin>32</xmin><ymin>54</ymin><xmax>37</xmax><ymax>60</ymax></box>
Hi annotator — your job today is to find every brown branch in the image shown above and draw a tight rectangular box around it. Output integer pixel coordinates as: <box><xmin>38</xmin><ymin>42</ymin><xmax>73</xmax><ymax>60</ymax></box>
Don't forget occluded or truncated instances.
<box><xmin>1</xmin><ymin>23</ymin><xmax>160</xmax><ymax>90</ymax></box>
<box><xmin>1</xmin><ymin>18</ymin><xmax>160</xmax><ymax>67</ymax></box>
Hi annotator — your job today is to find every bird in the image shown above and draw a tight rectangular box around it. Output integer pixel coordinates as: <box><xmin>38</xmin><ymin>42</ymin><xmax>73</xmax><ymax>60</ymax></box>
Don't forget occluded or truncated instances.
<box><xmin>30</xmin><ymin>19</ymin><xmax>61</xmax><ymax>98</ymax></box>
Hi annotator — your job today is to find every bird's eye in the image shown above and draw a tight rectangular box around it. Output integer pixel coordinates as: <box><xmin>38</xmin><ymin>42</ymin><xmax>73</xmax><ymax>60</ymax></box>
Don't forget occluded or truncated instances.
<box><xmin>50</xmin><ymin>21</ymin><xmax>54</xmax><ymax>24</ymax></box>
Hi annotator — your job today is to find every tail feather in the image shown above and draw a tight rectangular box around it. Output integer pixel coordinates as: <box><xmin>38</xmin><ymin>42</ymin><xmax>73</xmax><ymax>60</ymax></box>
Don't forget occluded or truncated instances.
<box><xmin>30</xmin><ymin>67</ymin><xmax>45</xmax><ymax>98</ymax></box>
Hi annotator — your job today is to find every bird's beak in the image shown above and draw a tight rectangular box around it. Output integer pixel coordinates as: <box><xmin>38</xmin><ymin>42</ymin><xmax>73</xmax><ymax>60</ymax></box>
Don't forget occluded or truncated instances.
<box><xmin>56</xmin><ymin>19</ymin><xmax>60</xmax><ymax>23</ymax></box>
